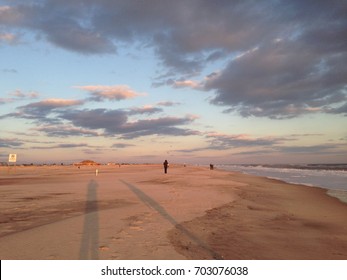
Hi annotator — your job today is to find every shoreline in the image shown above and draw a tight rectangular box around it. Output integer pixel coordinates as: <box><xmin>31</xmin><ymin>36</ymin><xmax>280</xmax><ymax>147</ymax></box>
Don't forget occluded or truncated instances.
<box><xmin>1</xmin><ymin>165</ymin><xmax>347</xmax><ymax>259</ymax></box>
<box><xmin>216</xmin><ymin>165</ymin><xmax>347</xmax><ymax>205</ymax></box>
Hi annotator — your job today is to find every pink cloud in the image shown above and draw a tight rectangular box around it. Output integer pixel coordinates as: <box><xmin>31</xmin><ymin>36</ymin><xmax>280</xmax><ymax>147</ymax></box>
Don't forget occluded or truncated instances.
<box><xmin>173</xmin><ymin>80</ymin><xmax>202</xmax><ymax>90</ymax></box>
<box><xmin>75</xmin><ymin>85</ymin><xmax>145</xmax><ymax>101</ymax></box>
<box><xmin>34</xmin><ymin>99</ymin><xmax>83</xmax><ymax>107</ymax></box>
<box><xmin>10</xmin><ymin>90</ymin><xmax>39</xmax><ymax>99</ymax></box>
<box><xmin>0</xmin><ymin>32</ymin><xmax>18</xmax><ymax>44</ymax></box>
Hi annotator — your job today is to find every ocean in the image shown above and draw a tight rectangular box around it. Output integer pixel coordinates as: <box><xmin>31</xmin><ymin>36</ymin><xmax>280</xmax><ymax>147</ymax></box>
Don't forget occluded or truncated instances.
<box><xmin>217</xmin><ymin>164</ymin><xmax>347</xmax><ymax>204</ymax></box>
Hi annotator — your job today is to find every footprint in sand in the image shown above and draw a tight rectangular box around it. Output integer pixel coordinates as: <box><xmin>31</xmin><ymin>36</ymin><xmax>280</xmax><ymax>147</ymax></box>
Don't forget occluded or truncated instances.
<box><xmin>99</xmin><ymin>245</ymin><xmax>110</xmax><ymax>251</ymax></box>
<box><xmin>129</xmin><ymin>225</ymin><xmax>144</xmax><ymax>231</ymax></box>
<box><xmin>111</xmin><ymin>255</ymin><xmax>120</xmax><ymax>259</ymax></box>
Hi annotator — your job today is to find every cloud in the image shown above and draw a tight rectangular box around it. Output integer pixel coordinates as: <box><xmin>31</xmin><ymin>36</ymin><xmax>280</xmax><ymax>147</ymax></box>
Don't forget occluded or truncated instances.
<box><xmin>119</xmin><ymin>123</ymin><xmax>200</xmax><ymax>139</ymax></box>
<box><xmin>118</xmin><ymin>114</ymin><xmax>200</xmax><ymax>139</ymax></box>
<box><xmin>127</xmin><ymin>105</ymin><xmax>163</xmax><ymax>115</ymax></box>
<box><xmin>0</xmin><ymin>97</ymin><xmax>15</xmax><ymax>105</ymax></box>
<box><xmin>172</xmin><ymin>80</ymin><xmax>202</xmax><ymax>90</ymax></box>
<box><xmin>0</xmin><ymin>3</ymin><xmax>115</xmax><ymax>53</ymax></box>
<box><xmin>324</xmin><ymin>102</ymin><xmax>347</xmax><ymax>116</ymax></box>
<box><xmin>75</xmin><ymin>85</ymin><xmax>144</xmax><ymax>101</ymax></box>
<box><xmin>111</xmin><ymin>143</ymin><xmax>135</xmax><ymax>149</ymax></box>
<box><xmin>0</xmin><ymin>32</ymin><xmax>19</xmax><ymax>44</ymax></box>
<box><xmin>42</xmin><ymin>19</ymin><xmax>116</xmax><ymax>54</ymax></box>
<box><xmin>30</xmin><ymin>143</ymin><xmax>91</xmax><ymax>149</ymax></box>
<box><xmin>156</xmin><ymin>101</ymin><xmax>181</xmax><ymax>107</ymax></box>
<box><xmin>0</xmin><ymin>98</ymin><xmax>84</xmax><ymax>126</ymax></box>
<box><xmin>206</xmin><ymin>133</ymin><xmax>289</xmax><ymax>149</ymax></box>
<box><xmin>175</xmin><ymin>133</ymin><xmax>290</xmax><ymax>153</ymax></box>
<box><xmin>82</xmin><ymin>148</ymin><xmax>105</xmax><ymax>155</ymax></box>
<box><xmin>290</xmin><ymin>133</ymin><xmax>324</xmax><ymax>137</ymax></box>
<box><xmin>24</xmin><ymin>98</ymin><xmax>82</xmax><ymax>109</ymax></box>
<box><xmin>2</xmin><ymin>68</ymin><xmax>18</xmax><ymax>73</ymax></box>
<box><xmin>1</xmin><ymin>1</ymin><xmax>347</xmax><ymax>118</ymax></box>
<box><xmin>230</xmin><ymin>149</ymin><xmax>276</xmax><ymax>156</ymax></box>
<box><xmin>0</xmin><ymin>90</ymin><xmax>39</xmax><ymax>105</ymax></box>
<box><xmin>1</xmin><ymin>94</ymin><xmax>197</xmax><ymax>139</ymax></box>
<box><xmin>175</xmin><ymin>132</ymin><xmax>346</xmax><ymax>157</ymax></box>
<box><xmin>9</xmin><ymin>90</ymin><xmax>38</xmax><ymax>98</ymax></box>
<box><xmin>0</xmin><ymin>138</ymin><xmax>24</xmax><ymax>148</ymax></box>
<box><xmin>16</xmin><ymin>98</ymin><xmax>84</xmax><ymax>120</ymax></box>
<box><xmin>204</xmin><ymin>40</ymin><xmax>347</xmax><ymax>118</ymax></box>
<box><xmin>59</xmin><ymin>108</ymin><xmax>199</xmax><ymax>138</ymax></box>
<box><xmin>278</xmin><ymin>144</ymin><xmax>344</xmax><ymax>154</ymax></box>
<box><xmin>205</xmin><ymin>133</ymin><xmax>288</xmax><ymax>149</ymax></box>
<box><xmin>0</xmin><ymin>1</ymin><xmax>281</xmax><ymax>68</ymax></box>
<box><xmin>229</xmin><ymin>143</ymin><xmax>346</xmax><ymax>156</ymax></box>
<box><xmin>60</xmin><ymin>108</ymin><xmax>128</xmax><ymax>132</ymax></box>
<box><xmin>34</xmin><ymin>125</ymin><xmax>100</xmax><ymax>137</ymax></box>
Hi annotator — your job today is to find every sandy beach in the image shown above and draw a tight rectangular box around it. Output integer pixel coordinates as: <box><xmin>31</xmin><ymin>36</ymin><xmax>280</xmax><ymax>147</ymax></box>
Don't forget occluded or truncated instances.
<box><xmin>0</xmin><ymin>164</ymin><xmax>347</xmax><ymax>260</ymax></box>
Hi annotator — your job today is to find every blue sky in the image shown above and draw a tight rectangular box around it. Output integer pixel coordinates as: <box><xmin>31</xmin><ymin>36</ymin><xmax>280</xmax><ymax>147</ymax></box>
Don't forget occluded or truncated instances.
<box><xmin>0</xmin><ymin>0</ymin><xmax>346</xmax><ymax>164</ymax></box>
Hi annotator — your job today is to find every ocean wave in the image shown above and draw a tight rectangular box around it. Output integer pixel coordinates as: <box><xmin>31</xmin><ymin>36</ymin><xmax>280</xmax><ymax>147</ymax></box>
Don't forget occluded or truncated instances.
<box><xmin>218</xmin><ymin>164</ymin><xmax>347</xmax><ymax>191</ymax></box>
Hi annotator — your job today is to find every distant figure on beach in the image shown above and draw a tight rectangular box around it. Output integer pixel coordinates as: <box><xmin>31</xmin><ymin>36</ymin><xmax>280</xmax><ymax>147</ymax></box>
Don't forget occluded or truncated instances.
<box><xmin>210</xmin><ymin>164</ymin><xmax>214</xmax><ymax>170</ymax></box>
<box><xmin>163</xmin><ymin>160</ymin><xmax>169</xmax><ymax>174</ymax></box>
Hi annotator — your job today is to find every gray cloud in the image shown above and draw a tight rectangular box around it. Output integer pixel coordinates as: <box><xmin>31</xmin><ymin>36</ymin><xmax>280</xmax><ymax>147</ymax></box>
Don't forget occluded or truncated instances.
<box><xmin>156</xmin><ymin>101</ymin><xmax>181</xmax><ymax>107</ymax></box>
<box><xmin>2</xmin><ymin>98</ymin><xmax>84</xmax><ymax>122</ymax></box>
<box><xmin>206</xmin><ymin>133</ymin><xmax>289</xmax><ymax>150</ymax></box>
<box><xmin>119</xmin><ymin>116</ymin><xmax>200</xmax><ymax>139</ymax></box>
<box><xmin>42</xmin><ymin>18</ymin><xmax>116</xmax><ymax>54</ymax></box>
<box><xmin>232</xmin><ymin>143</ymin><xmax>347</xmax><ymax>156</ymax></box>
<box><xmin>205</xmin><ymin>39</ymin><xmax>347</xmax><ymax>118</ymax></box>
<box><xmin>230</xmin><ymin>149</ymin><xmax>276</xmax><ymax>156</ymax></box>
<box><xmin>175</xmin><ymin>133</ymin><xmax>291</xmax><ymax>153</ymax></box>
<box><xmin>119</xmin><ymin>126</ymin><xmax>199</xmax><ymax>140</ymax></box>
<box><xmin>111</xmin><ymin>143</ymin><xmax>135</xmax><ymax>149</ymax></box>
<box><xmin>1</xmin><ymin>0</ymin><xmax>346</xmax><ymax>118</ymax></box>
<box><xmin>82</xmin><ymin>148</ymin><xmax>105</xmax><ymax>155</ymax></box>
<box><xmin>0</xmin><ymin>138</ymin><xmax>24</xmax><ymax>148</ymax></box>
<box><xmin>61</xmin><ymin>108</ymin><xmax>128</xmax><ymax>132</ymax></box>
<box><xmin>0</xmin><ymin>1</ymin><xmax>298</xmax><ymax>68</ymax></box>
<box><xmin>175</xmin><ymin>134</ymin><xmax>345</xmax><ymax>156</ymax></box>
<box><xmin>60</xmin><ymin>108</ymin><xmax>199</xmax><ymax>138</ymax></box>
<box><xmin>324</xmin><ymin>103</ymin><xmax>347</xmax><ymax>116</ymax></box>
<box><xmin>2</xmin><ymin>68</ymin><xmax>18</xmax><ymax>73</ymax></box>
<box><xmin>0</xmin><ymin>2</ymin><xmax>115</xmax><ymax>54</ymax></box>
<box><xmin>1</xmin><ymin>95</ymin><xmax>198</xmax><ymax>139</ymax></box>
<box><xmin>34</xmin><ymin>125</ymin><xmax>100</xmax><ymax>137</ymax></box>
<box><xmin>127</xmin><ymin>106</ymin><xmax>163</xmax><ymax>115</ymax></box>
<box><xmin>278</xmin><ymin>144</ymin><xmax>343</xmax><ymax>154</ymax></box>
<box><xmin>30</xmin><ymin>143</ymin><xmax>91</xmax><ymax>149</ymax></box>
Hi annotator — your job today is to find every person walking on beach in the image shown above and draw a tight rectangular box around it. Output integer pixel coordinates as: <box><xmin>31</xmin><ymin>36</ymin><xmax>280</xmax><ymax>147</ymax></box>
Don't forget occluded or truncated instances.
<box><xmin>163</xmin><ymin>160</ymin><xmax>169</xmax><ymax>174</ymax></box>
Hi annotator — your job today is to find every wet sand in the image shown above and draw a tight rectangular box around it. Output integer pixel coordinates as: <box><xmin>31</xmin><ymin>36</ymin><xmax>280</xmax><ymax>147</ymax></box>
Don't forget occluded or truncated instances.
<box><xmin>0</xmin><ymin>164</ymin><xmax>347</xmax><ymax>259</ymax></box>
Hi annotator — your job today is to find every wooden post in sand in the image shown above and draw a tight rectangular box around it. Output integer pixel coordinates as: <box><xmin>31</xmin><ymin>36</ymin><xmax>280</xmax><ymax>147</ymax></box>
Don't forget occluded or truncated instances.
<box><xmin>95</xmin><ymin>169</ymin><xmax>98</xmax><ymax>176</ymax></box>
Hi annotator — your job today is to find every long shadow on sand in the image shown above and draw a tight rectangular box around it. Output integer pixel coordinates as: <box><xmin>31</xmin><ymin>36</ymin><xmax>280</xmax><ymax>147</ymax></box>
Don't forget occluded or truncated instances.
<box><xmin>79</xmin><ymin>179</ymin><xmax>99</xmax><ymax>260</ymax></box>
<box><xmin>120</xmin><ymin>179</ymin><xmax>222</xmax><ymax>259</ymax></box>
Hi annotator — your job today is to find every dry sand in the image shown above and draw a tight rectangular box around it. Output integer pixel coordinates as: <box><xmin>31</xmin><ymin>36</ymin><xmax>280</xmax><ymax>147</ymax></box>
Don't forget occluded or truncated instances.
<box><xmin>0</xmin><ymin>164</ymin><xmax>347</xmax><ymax>260</ymax></box>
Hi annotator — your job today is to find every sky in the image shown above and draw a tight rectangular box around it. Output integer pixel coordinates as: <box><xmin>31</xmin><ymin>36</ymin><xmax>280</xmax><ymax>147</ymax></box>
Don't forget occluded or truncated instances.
<box><xmin>0</xmin><ymin>0</ymin><xmax>347</xmax><ymax>165</ymax></box>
